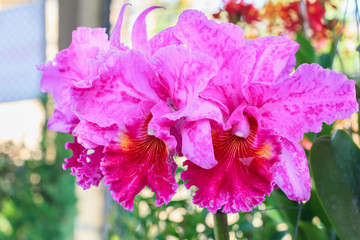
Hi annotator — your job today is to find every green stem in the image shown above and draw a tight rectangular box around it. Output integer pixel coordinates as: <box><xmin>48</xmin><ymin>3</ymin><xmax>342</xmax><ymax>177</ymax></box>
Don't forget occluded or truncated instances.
<box><xmin>213</xmin><ymin>211</ymin><xmax>229</xmax><ymax>240</ymax></box>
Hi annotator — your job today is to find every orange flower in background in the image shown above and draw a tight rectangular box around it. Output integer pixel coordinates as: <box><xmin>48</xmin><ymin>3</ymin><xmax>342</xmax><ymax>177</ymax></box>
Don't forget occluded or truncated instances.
<box><xmin>307</xmin><ymin>0</ymin><xmax>326</xmax><ymax>32</ymax></box>
<box><xmin>280</xmin><ymin>0</ymin><xmax>326</xmax><ymax>33</ymax></box>
<box><xmin>213</xmin><ymin>0</ymin><xmax>260</xmax><ymax>24</ymax></box>
<box><xmin>262</xmin><ymin>0</ymin><xmax>337</xmax><ymax>40</ymax></box>
<box><xmin>214</xmin><ymin>0</ymin><xmax>339</xmax><ymax>44</ymax></box>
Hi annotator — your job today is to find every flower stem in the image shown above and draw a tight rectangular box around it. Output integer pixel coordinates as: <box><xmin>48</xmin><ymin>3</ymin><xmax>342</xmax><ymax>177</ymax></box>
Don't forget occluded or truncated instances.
<box><xmin>213</xmin><ymin>211</ymin><xmax>229</xmax><ymax>240</ymax></box>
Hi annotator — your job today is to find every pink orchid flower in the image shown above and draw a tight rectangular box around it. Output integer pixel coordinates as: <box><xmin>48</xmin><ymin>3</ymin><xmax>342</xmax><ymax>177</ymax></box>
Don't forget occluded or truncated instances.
<box><xmin>38</xmin><ymin>4</ymin><xmax>170</xmax><ymax>192</ymax></box>
<box><xmin>39</xmin><ymin>6</ymin><xmax>358</xmax><ymax>214</ymax></box>
<box><xmin>38</xmin><ymin>4</ymin><xmax>159</xmax><ymax>191</ymax></box>
<box><xmin>147</xmin><ymin>10</ymin><xmax>358</xmax><ymax>213</ymax></box>
<box><xmin>40</xmin><ymin>5</ymin><xmax>223</xmax><ymax>210</ymax></box>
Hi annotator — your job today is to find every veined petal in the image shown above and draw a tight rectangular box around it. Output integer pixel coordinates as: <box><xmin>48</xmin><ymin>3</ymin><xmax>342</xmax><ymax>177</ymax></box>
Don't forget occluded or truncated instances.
<box><xmin>71</xmin><ymin>27</ymin><xmax>109</xmax><ymax>54</ymax></box>
<box><xmin>247</xmin><ymin>63</ymin><xmax>358</xmax><ymax>141</ymax></box>
<box><xmin>275</xmin><ymin>138</ymin><xmax>311</xmax><ymax>201</ymax></box>
<box><xmin>146</xmin><ymin>27</ymin><xmax>182</xmax><ymax>57</ymax></box>
<box><xmin>42</xmin><ymin>27</ymin><xmax>110</xmax><ymax>89</ymax></box>
<box><xmin>39</xmin><ymin>27</ymin><xmax>110</xmax><ymax>132</ymax></box>
<box><xmin>100</xmin><ymin>50</ymin><xmax>162</xmax><ymax>101</ymax></box>
<box><xmin>38</xmin><ymin>61</ymin><xmax>76</xmax><ymax>120</ymax></box>
<box><xmin>132</xmin><ymin>6</ymin><xmax>164</xmax><ymax>52</ymax></box>
<box><xmin>70</xmin><ymin>50</ymin><xmax>161</xmax><ymax>127</ymax></box>
<box><xmin>181</xmin><ymin>119</ymin><xmax>217</xmax><ymax>169</ymax></box>
<box><xmin>174</xmin><ymin>9</ymin><xmax>245</xmax><ymax>61</ymax></box>
<box><xmin>149</xmin><ymin>10</ymin><xmax>252</xmax><ymax>113</ymax></box>
<box><xmin>182</xmin><ymin>116</ymin><xmax>281</xmax><ymax>213</ymax></box>
<box><xmin>63</xmin><ymin>139</ymin><xmax>104</xmax><ymax>190</ymax></box>
<box><xmin>73</xmin><ymin>120</ymin><xmax>119</xmax><ymax>149</ymax></box>
<box><xmin>173</xmin><ymin>10</ymin><xmax>252</xmax><ymax>112</ymax></box>
<box><xmin>186</xmin><ymin>97</ymin><xmax>227</xmax><ymax>124</ymax></box>
<box><xmin>48</xmin><ymin>109</ymin><xmax>79</xmax><ymax>134</ymax></box>
<box><xmin>247</xmin><ymin>36</ymin><xmax>299</xmax><ymax>83</ymax></box>
<box><xmin>101</xmin><ymin>114</ymin><xmax>178</xmax><ymax>210</ymax></box>
<box><xmin>150</xmin><ymin>45</ymin><xmax>218</xmax><ymax>119</ymax></box>
<box><xmin>201</xmin><ymin>46</ymin><xmax>256</xmax><ymax>113</ymax></box>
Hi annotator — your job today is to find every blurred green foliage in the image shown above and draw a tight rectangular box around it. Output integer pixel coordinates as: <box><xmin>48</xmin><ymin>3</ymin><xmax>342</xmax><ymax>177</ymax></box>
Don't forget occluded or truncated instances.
<box><xmin>105</xmin><ymin>167</ymin><xmax>340</xmax><ymax>240</ymax></box>
<box><xmin>0</xmin><ymin>98</ymin><xmax>76</xmax><ymax>240</ymax></box>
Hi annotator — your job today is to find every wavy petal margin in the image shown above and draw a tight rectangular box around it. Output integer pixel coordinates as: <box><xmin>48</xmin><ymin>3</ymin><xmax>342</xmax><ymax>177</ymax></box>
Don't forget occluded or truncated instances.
<box><xmin>182</xmin><ymin>116</ymin><xmax>281</xmax><ymax>213</ymax></box>
<box><xmin>63</xmin><ymin>139</ymin><xmax>104</xmax><ymax>190</ymax></box>
<box><xmin>101</xmin><ymin>114</ymin><xmax>178</xmax><ymax>210</ymax></box>
<box><xmin>247</xmin><ymin>36</ymin><xmax>299</xmax><ymax>83</ymax></box>
<box><xmin>247</xmin><ymin>63</ymin><xmax>358</xmax><ymax>141</ymax></box>
<box><xmin>275</xmin><ymin>138</ymin><xmax>311</xmax><ymax>201</ymax></box>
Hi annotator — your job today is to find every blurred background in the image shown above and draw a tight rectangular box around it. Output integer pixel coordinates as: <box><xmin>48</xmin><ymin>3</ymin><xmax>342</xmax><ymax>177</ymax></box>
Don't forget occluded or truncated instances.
<box><xmin>0</xmin><ymin>0</ymin><xmax>359</xmax><ymax>240</ymax></box>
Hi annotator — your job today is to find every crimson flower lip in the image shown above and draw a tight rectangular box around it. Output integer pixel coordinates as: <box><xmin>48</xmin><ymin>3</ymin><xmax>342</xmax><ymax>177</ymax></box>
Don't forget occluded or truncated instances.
<box><xmin>182</xmin><ymin>114</ymin><xmax>282</xmax><ymax>213</ymax></box>
<box><xmin>100</xmin><ymin>113</ymin><xmax>177</xmax><ymax>211</ymax></box>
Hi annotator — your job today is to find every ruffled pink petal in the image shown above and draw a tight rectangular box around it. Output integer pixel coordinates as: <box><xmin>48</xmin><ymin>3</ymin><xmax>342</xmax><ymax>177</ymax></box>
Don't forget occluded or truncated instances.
<box><xmin>132</xmin><ymin>6</ymin><xmax>164</xmax><ymax>52</ymax></box>
<box><xmin>247</xmin><ymin>63</ymin><xmax>358</xmax><ymax>141</ymax></box>
<box><xmin>172</xmin><ymin>10</ymin><xmax>253</xmax><ymax>112</ymax></box>
<box><xmin>72</xmin><ymin>27</ymin><xmax>109</xmax><ymax>48</ymax></box>
<box><xmin>174</xmin><ymin>9</ymin><xmax>245</xmax><ymax>60</ymax></box>
<box><xmin>54</xmin><ymin>27</ymin><xmax>110</xmax><ymax>88</ymax></box>
<box><xmin>73</xmin><ymin>120</ymin><xmax>119</xmax><ymax>149</ymax></box>
<box><xmin>186</xmin><ymin>97</ymin><xmax>227</xmax><ymax>124</ymax></box>
<box><xmin>110</xmin><ymin>3</ymin><xmax>131</xmax><ymax>50</ymax></box>
<box><xmin>181</xmin><ymin>119</ymin><xmax>217</xmax><ymax>169</ymax></box>
<box><xmin>146</xmin><ymin>27</ymin><xmax>182</xmax><ymax>57</ymax></box>
<box><xmin>182</xmin><ymin>116</ymin><xmax>281</xmax><ymax>213</ymax></box>
<box><xmin>70</xmin><ymin>50</ymin><xmax>160</xmax><ymax>127</ymax></box>
<box><xmin>48</xmin><ymin>109</ymin><xmax>79</xmax><ymax>134</ymax></box>
<box><xmin>101</xmin><ymin>114</ymin><xmax>178</xmax><ymax>210</ymax></box>
<box><xmin>275</xmin><ymin>138</ymin><xmax>311</xmax><ymax>201</ymax></box>
<box><xmin>63</xmin><ymin>139</ymin><xmax>104</xmax><ymax>190</ymax></box>
<box><xmin>63</xmin><ymin>139</ymin><xmax>84</xmax><ymax>171</ymax></box>
<box><xmin>150</xmin><ymin>45</ymin><xmax>218</xmax><ymax>119</ymax></box>
<box><xmin>247</xmin><ymin>36</ymin><xmax>299</xmax><ymax>84</ymax></box>
<box><xmin>38</xmin><ymin>61</ymin><xmax>75</xmax><ymax>117</ymax></box>
<box><xmin>278</xmin><ymin>48</ymin><xmax>297</xmax><ymax>80</ymax></box>
<box><xmin>99</xmin><ymin>50</ymin><xmax>162</xmax><ymax>101</ymax></box>
<box><xmin>39</xmin><ymin>27</ymin><xmax>110</xmax><ymax>131</ymax></box>
<box><xmin>201</xmin><ymin>46</ymin><xmax>256</xmax><ymax>113</ymax></box>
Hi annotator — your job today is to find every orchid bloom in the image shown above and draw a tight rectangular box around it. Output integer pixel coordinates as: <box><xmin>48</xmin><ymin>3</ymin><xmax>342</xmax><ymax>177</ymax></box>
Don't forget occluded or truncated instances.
<box><xmin>40</xmin><ymin>5</ymin><xmax>222</xmax><ymax>210</ymax></box>
<box><xmin>39</xmin><ymin>5</ymin><xmax>358</xmax><ymax>214</ymax></box>
<box><xmin>151</xmin><ymin>10</ymin><xmax>357</xmax><ymax>213</ymax></box>
<box><xmin>38</xmin><ymin>4</ymin><xmax>166</xmax><ymax>192</ymax></box>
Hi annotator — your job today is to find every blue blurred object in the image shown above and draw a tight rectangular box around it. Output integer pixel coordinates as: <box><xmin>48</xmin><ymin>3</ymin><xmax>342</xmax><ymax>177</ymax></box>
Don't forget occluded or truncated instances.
<box><xmin>0</xmin><ymin>1</ymin><xmax>45</xmax><ymax>103</ymax></box>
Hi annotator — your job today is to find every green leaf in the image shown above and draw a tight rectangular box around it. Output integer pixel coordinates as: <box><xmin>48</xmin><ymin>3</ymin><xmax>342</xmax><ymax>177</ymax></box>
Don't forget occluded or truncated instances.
<box><xmin>310</xmin><ymin>130</ymin><xmax>360</xmax><ymax>240</ymax></box>
<box><xmin>317</xmin><ymin>44</ymin><xmax>335</xmax><ymax>69</ymax></box>
<box><xmin>295</xmin><ymin>33</ymin><xmax>316</xmax><ymax>66</ymax></box>
<box><xmin>318</xmin><ymin>53</ymin><xmax>332</xmax><ymax>69</ymax></box>
<box><xmin>305</xmin><ymin>123</ymin><xmax>334</xmax><ymax>143</ymax></box>
<box><xmin>299</xmin><ymin>221</ymin><xmax>329</xmax><ymax>240</ymax></box>
<box><xmin>306</xmin><ymin>189</ymin><xmax>332</xmax><ymax>230</ymax></box>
